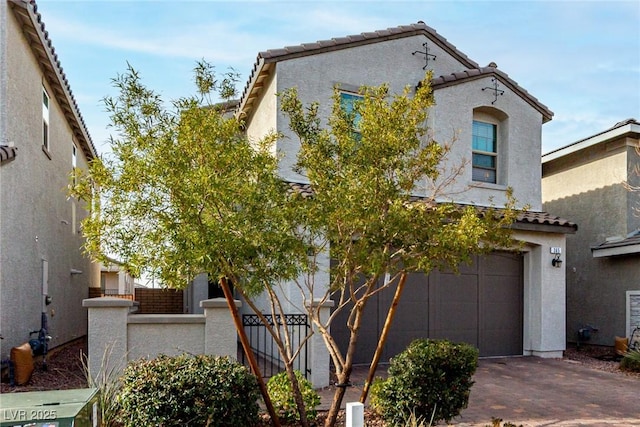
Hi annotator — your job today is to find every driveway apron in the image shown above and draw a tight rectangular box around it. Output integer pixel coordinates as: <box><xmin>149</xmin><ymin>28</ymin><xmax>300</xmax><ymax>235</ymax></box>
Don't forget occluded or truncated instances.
<box><xmin>318</xmin><ymin>356</ymin><xmax>639</xmax><ymax>426</ymax></box>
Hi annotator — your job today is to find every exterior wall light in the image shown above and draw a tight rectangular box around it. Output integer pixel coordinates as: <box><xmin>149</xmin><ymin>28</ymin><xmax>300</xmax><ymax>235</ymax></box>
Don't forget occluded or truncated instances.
<box><xmin>552</xmin><ymin>253</ymin><xmax>563</xmax><ymax>268</ymax></box>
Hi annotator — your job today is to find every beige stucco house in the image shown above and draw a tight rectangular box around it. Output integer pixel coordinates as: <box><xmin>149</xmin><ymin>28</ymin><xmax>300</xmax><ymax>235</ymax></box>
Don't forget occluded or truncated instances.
<box><xmin>236</xmin><ymin>22</ymin><xmax>576</xmax><ymax>372</ymax></box>
<box><xmin>100</xmin><ymin>257</ymin><xmax>136</xmax><ymax>298</ymax></box>
<box><xmin>0</xmin><ymin>0</ymin><xmax>98</xmax><ymax>355</ymax></box>
<box><xmin>542</xmin><ymin>118</ymin><xmax>640</xmax><ymax>346</ymax></box>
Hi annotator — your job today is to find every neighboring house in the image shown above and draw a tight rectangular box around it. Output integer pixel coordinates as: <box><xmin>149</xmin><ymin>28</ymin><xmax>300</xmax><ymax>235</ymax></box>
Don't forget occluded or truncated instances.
<box><xmin>0</xmin><ymin>0</ymin><xmax>98</xmax><ymax>355</ymax></box>
<box><xmin>542</xmin><ymin>119</ymin><xmax>640</xmax><ymax>346</ymax></box>
<box><xmin>236</xmin><ymin>22</ymin><xmax>576</xmax><ymax>364</ymax></box>
<box><xmin>99</xmin><ymin>257</ymin><xmax>136</xmax><ymax>298</ymax></box>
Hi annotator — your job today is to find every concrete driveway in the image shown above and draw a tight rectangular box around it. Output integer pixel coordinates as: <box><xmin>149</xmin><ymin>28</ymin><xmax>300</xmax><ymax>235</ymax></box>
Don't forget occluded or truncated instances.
<box><xmin>318</xmin><ymin>356</ymin><xmax>639</xmax><ymax>426</ymax></box>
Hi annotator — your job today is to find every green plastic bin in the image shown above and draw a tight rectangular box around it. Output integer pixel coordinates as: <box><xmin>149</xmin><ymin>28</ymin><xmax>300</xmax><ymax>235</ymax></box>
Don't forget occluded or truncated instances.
<box><xmin>0</xmin><ymin>388</ymin><xmax>99</xmax><ymax>427</ymax></box>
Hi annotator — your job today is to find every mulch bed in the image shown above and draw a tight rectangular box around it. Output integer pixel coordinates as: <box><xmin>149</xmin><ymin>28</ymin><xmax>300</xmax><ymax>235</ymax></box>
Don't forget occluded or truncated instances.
<box><xmin>0</xmin><ymin>336</ymin><xmax>88</xmax><ymax>393</ymax></box>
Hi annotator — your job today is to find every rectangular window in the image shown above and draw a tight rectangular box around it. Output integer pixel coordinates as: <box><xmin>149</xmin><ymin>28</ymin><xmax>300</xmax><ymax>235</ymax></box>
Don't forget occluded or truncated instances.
<box><xmin>72</xmin><ymin>142</ymin><xmax>78</xmax><ymax>184</ymax></box>
<box><xmin>339</xmin><ymin>92</ymin><xmax>363</xmax><ymax>133</ymax></box>
<box><xmin>42</xmin><ymin>87</ymin><xmax>50</xmax><ymax>151</ymax></box>
<box><xmin>472</xmin><ymin>120</ymin><xmax>497</xmax><ymax>183</ymax></box>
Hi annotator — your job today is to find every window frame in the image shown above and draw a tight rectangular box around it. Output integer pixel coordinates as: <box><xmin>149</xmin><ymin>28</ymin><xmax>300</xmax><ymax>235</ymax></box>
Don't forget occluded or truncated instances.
<box><xmin>72</xmin><ymin>142</ymin><xmax>78</xmax><ymax>183</ymax></box>
<box><xmin>42</xmin><ymin>87</ymin><xmax>50</xmax><ymax>156</ymax></box>
<box><xmin>472</xmin><ymin>120</ymin><xmax>498</xmax><ymax>184</ymax></box>
<box><xmin>339</xmin><ymin>91</ymin><xmax>363</xmax><ymax>134</ymax></box>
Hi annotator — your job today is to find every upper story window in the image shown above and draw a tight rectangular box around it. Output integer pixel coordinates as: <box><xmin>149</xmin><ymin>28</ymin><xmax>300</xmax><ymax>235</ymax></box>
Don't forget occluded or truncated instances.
<box><xmin>339</xmin><ymin>92</ymin><xmax>363</xmax><ymax>133</ymax></box>
<box><xmin>472</xmin><ymin>120</ymin><xmax>498</xmax><ymax>184</ymax></box>
<box><xmin>42</xmin><ymin>87</ymin><xmax>50</xmax><ymax>152</ymax></box>
<box><xmin>72</xmin><ymin>142</ymin><xmax>78</xmax><ymax>184</ymax></box>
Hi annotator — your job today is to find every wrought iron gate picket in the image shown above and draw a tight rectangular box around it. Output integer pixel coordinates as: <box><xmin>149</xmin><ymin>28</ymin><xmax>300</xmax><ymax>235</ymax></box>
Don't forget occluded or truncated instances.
<box><xmin>239</xmin><ymin>314</ymin><xmax>311</xmax><ymax>380</ymax></box>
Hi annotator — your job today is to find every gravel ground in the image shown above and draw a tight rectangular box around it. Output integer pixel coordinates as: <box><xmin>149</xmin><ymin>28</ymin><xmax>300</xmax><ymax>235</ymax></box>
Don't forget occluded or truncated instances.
<box><xmin>0</xmin><ymin>336</ymin><xmax>88</xmax><ymax>393</ymax></box>
<box><xmin>562</xmin><ymin>342</ymin><xmax>640</xmax><ymax>379</ymax></box>
<box><xmin>1</xmin><ymin>338</ymin><xmax>637</xmax><ymax>426</ymax></box>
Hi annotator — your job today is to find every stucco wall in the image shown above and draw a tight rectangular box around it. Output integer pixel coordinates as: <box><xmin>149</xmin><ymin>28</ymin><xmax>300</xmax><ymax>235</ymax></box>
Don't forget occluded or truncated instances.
<box><xmin>83</xmin><ymin>298</ymin><xmax>241</xmax><ymax>384</ymax></box>
<box><xmin>543</xmin><ymin>139</ymin><xmax>640</xmax><ymax>345</ymax></box>
<box><xmin>245</xmin><ymin>69</ymin><xmax>278</xmax><ymax>156</ymax></box>
<box><xmin>430</xmin><ymin>78</ymin><xmax>543</xmax><ymax>210</ymax></box>
<box><xmin>514</xmin><ymin>230</ymin><xmax>567</xmax><ymax>357</ymax></box>
<box><xmin>545</xmin><ymin>185</ymin><xmax>640</xmax><ymax>345</ymax></box>
<box><xmin>0</xmin><ymin>7</ymin><xmax>96</xmax><ymax>356</ymax></box>
<box><xmin>253</xmin><ymin>35</ymin><xmax>544</xmax><ymax>211</ymax></box>
<box><xmin>127</xmin><ymin>317</ymin><xmax>205</xmax><ymax>360</ymax></box>
<box><xmin>270</xmin><ymin>35</ymin><xmax>466</xmax><ymax>184</ymax></box>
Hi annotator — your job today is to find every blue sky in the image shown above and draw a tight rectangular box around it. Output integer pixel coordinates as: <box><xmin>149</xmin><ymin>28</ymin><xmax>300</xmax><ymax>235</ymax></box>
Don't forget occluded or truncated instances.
<box><xmin>37</xmin><ymin>0</ymin><xmax>639</xmax><ymax>155</ymax></box>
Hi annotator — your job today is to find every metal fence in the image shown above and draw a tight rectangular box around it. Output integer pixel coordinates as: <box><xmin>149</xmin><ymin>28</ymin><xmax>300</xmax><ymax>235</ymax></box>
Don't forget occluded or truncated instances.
<box><xmin>239</xmin><ymin>314</ymin><xmax>311</xmax><ymax>380</ymax></box>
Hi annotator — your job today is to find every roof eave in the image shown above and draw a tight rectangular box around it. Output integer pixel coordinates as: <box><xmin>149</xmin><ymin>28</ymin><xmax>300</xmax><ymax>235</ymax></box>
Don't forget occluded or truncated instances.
<box><xmin>9</xmin><ymin>0</ymin><xmax>97</xmax><ymax>160</ymax></box>
<box><xmin>542</xmin><ymin>122</ymin><xmax>640</xmax><ymax>163</ymax></box>
<box><xmin>431</xmin><ymin>70</ymin><xmax>553</xmax><ymax>124</ymax></box>
<box><xmin>236</xmin><ymin>23</ymin><xmax>482</xmax><ymax>120</ymax></box>
<box><xmin>592</xmin><ymin>243</ymin><xmax>640</xmax><ymax>258</ymax></box>
<box><xmin>511</xmin><ymin>222</ymin><xmax>577</xmax><ymax>235</ymax></box>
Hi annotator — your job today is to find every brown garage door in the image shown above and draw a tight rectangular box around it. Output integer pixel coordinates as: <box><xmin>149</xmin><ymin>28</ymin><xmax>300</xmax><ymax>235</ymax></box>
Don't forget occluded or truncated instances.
<box><xmin>331</xmin><ymin>251</ymin><xmax>523</xmax><ymax>364</ymax></box>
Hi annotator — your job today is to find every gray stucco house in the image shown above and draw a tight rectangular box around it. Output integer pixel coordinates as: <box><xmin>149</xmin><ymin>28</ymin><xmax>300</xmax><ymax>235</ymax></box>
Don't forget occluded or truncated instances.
<box><xmin>0</xmin><ymin>0</ymin><xmax>98</xmax><ymax>356</ymax></box>
<box><xmin>236</xmin><ymin>22</ymin><xmax>577</xmax><ymax>367</ymax></box>
<box><xmin>542</xmin><ymin>118</ymin><xmax>640</xmax><ymax>347</ymax></box>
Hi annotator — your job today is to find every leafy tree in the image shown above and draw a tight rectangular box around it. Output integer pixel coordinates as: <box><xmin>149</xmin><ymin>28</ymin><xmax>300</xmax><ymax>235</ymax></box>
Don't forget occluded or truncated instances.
<box><xmin>72</xmin><ymin>61</ymin><xmax>314</xmax><ymax>426</ymax></box>
<box><xmin>279</xmin><ymin>73</ymin><xmax>519</xmax><ymax>426</ymax></box>
<box><xmin>74</xmin><ymin>61</ymin><xmax>520</xmax><ymax>427</ymax></box>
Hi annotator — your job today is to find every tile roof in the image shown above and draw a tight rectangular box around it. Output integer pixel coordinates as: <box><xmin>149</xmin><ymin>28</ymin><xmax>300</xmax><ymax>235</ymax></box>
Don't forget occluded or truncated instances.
<box><xmin>0</xmin><ymin>145</ymin><xmax>18</xmax><ymax>164</ymax></box>
<box><xmin>286</xmin><ymin>182</ymin><xmax>577</xmax><ymax>233</ymax></box>
<box><xmin>237</xmin><ymin>22</ymin><xmax>552</xmax><ymax>124</ymax></box>
<box><xmin>542</xmin><ymin>117</ymin><xmax>640</xmax><ymax>161</ymax></box>
<box><xmin>9</xmin><ymin>0</ymin><xmax>96</xmax><ymax>160</ymax></box>
<box><xmin>237</xmin><ymin>22</ymin><xmax>481</xmax><ymax>119</ymax></box>
<box><xmin>608</xmin><ymin>118</ymin><xmax>640</xmax><ymax>130</ymax></box>
<box><xmin>256</xmin><ymin>22</ymin><xmax>478</xmax><ymax>67</ymax></box>
<box><xmin>431</xmin><ymin>65</ymin><xmax>553</xmax><ymax>123</ymax></box>
<box><xmin>513</xmin><ymin>210</ymin><xmax>577</xmax><ymax>232</ymax></box>
<box><xmin>592</xmin><ymin>230</ymin><xmax>640</xmax><ymax>251</ymax></box>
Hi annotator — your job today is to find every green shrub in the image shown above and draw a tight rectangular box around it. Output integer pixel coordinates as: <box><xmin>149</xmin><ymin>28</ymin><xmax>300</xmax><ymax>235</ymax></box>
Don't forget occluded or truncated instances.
<box><xmin>620</xmin><ymin>348</ymin><xmax>640</xmax><ymax>372</ymax></box>
<box><xmin>267</xmin><ymin>370</ymin><xmax>320</xmax><ymax>423</ymax></box>
<box><xmin>370</xmin><ymin>338</ymin><xmax>478</xmax><ymax>425</ymax></box>
<box><xmin>117</xmin><ymin>354</ymin><xmax>260</xmax><ymax>427</ymax></box>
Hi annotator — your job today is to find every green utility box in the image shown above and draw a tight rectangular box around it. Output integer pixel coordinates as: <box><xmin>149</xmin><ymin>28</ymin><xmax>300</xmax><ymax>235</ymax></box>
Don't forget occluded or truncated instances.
<box><xmin>0</xmin><ymin>388</ymin><xmax>99</xmax><ymax>427</ymax></box>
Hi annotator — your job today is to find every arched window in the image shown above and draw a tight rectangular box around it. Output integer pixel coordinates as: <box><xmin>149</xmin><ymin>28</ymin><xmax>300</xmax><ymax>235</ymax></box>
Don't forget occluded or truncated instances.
<box><xmin>472</xmin><ymin>107</ymin><xmax>508</xmax><ymax>185</ymax></box>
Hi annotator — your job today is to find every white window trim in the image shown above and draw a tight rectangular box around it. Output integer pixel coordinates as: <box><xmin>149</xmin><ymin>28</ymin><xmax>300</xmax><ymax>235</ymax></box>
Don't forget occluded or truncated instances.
<box><xmin>472</xmin><ymin>120</ymin><xmax>498</xmax><ymax>184</ymax></box>
<box><xmin>627</xmin><ymin>290</ymin><xmax>640</xmax><ymax>337</ymax></box>
<box><xmin>42</xmin><ymin>87</ymin><xmax>50</xmax><ymax>155</ymax></box>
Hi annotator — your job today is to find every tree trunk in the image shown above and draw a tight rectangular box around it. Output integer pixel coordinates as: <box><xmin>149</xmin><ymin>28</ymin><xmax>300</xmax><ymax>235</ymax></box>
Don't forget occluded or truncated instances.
<box><xmin>323</xmin><ymin>297</ymin><xmax>366</xmax><ymax>427</ymax></box>
<box><xmin>284</xmin><ymin>363</ymin><xmax>310</xmax><ymax>427</ymax></box>
<box><xmin>219</xmin><ymin>277</ymin><xmax>281</xmax><ymax>427</ymax></box>
<box><xmin>241</xmin><ymin>285</ymin><xmax>311</xmax><ymax>425</ymax></box>
<box><xmin>324</xmin><ymin>366</ymin><xmax>352</xmax><ymax>427</ymax></box>
<box><xmin>359</xmin><ymin>271</ymin><xmax>407</xmax><ymax>403</ymax></box>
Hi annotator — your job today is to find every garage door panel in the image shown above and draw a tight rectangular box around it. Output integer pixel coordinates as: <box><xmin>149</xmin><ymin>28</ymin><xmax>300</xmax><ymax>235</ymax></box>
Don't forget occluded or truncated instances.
<box><xmin>479</xmin><ymin>254</ymin><xmax>523</xmax><ymax>356</ymax></box>
<box><xmin>382</xmin><ymin>272</ymin><xmax>430</xmax><ymax>361</ymax></box>
<box><xmin>330</xmin><ymin>274</ymin><xmax>382</xmax><ymax>364</ymax></box>
<box><xmin>331</xmin><ymin>252</ymin><xmax>523</xmax><ymax>364</ymax></box>
<box><xmin>429</xmin><ymin>271</ymin><xmax>478</xmax><ymax>348</ymax></box>
<box><xmin>484</xmin><ymin>252</ymin><xmax>521</xmax><ymax>272</ymax></box>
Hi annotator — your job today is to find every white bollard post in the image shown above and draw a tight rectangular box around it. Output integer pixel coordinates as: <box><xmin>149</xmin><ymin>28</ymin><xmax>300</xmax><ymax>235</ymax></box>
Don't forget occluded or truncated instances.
<box><xmin>346</xmin><ymin>402</ymin><xmax>364</xmax><ymax>427</ymax></box>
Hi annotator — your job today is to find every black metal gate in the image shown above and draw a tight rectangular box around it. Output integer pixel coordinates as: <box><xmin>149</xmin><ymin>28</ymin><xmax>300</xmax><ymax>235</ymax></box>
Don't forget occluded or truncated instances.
<box><xmin>239</xmin><ymin>314</ymin><xmax>311</xmax><ymax>380</ymax></box>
